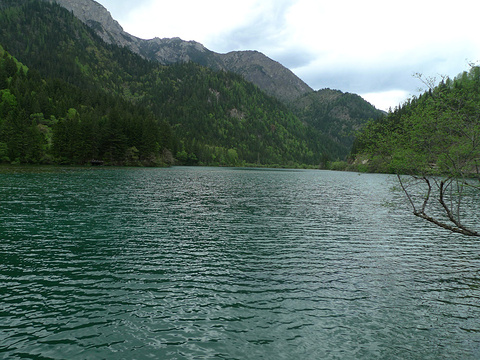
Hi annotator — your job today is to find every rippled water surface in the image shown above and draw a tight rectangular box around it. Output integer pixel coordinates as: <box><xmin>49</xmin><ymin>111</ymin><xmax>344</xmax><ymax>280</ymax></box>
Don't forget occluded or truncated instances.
<box><xmin>1</xmin><ymin>166</ymin><xmax>479</xmax><ymax>359</ymax></box>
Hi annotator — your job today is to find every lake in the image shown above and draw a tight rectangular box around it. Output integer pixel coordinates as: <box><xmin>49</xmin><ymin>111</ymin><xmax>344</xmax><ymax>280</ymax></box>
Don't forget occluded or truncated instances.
<box><xmin>1</xmin><ymin>166</ymin><xmax>479</xmax><ymax>359</ymax></box>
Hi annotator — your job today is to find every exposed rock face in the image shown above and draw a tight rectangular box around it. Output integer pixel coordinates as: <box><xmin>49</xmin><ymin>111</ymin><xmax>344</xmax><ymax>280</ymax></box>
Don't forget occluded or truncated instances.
<box><xmin>47</xmin><ymin>0</ymin><xmax>141</xmax><ymax>51</ymax></box>
<box><xmin>46</xmin><ymin>0</ymin><xmax>313</xmax><ymax>103</ymax></box>
<box><xmin>138</xmin><ymin>37</ymin><xmax>221</xmax><ymax>68</ymax></box>
<box><xmin>219</xmin><ymin>51</ymin><xmax>312</xmax><ymax>103</ymax></box>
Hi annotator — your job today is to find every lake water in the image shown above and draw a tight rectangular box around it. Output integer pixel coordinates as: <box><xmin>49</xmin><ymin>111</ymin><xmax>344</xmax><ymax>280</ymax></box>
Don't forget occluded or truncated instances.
<box><xmin>1</xmin><ymin>166</ymin><xmax>479</xmax><ymax>359</ymax></box>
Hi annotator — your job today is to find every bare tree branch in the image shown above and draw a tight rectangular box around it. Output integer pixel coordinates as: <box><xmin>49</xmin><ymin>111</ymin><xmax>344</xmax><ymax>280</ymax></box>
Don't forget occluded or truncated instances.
<box><xmin>397</xmin><ymin>174</ymin><xmax>480</xmax><ymax>237</ymax></box>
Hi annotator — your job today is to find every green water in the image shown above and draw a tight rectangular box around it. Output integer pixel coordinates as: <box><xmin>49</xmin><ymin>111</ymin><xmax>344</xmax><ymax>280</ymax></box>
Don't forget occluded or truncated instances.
<box><xmin>1</xmin><ymin>166</ymin><xmax>479</xmax><ymax>359</ymax></box>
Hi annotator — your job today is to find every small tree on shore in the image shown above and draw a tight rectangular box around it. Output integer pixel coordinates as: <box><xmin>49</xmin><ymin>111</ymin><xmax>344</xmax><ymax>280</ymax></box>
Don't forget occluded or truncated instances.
<box><xmin>357</xmin><ymin>67</ymin><xmax>480</xmax><ymax>236</ymax></box>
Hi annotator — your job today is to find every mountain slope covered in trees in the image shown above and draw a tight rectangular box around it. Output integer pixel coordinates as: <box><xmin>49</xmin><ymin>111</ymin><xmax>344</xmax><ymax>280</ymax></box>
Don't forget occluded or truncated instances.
<box><xmin>41</xmin><ymin>0</ymin><xmax>382</xmax><ymax>156</ymax></box>
<box><xmin>0</xmin><ymin>0</ymin><xmax>344</xmax><ymax>166</ymax></box>
<box><xmin>0</xmin><ymin>43</ymin><xmax>174</xmax><ymax>166</ymax></box>
<box><xmin>353</xmin><ymin>67</ymin><xmax>480</xmax><ymax>176</ymax></box>
<box><xmin>293</xmin><ymin>89</ymin><xmax>384</xmax><ymax>161</ymax></box>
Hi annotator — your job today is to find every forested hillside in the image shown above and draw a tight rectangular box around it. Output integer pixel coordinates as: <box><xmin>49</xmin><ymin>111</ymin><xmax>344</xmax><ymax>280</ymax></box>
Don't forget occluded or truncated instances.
<box><xmin>44</xmin><ymin>0</ymin><xmax>383</xmax><ymax>161</ymax></box>
<box><xmin>0</xmin><ymin>44</ymin><xmax>173</xmax><ymax>165</ymax></box>
<box><xmin>353</xmin><ymin>67</ymin><xmax>480</xmax><ymax>176</ymax></box>
<box><xmin>293</xmin><ymin>89</ymin><xmax>384</xmax><ymax>160</ymax></box>
<box><xmin>0</xmin><ymin>0</ymin><xmax>344</xmax><ymax>167</ymax></box>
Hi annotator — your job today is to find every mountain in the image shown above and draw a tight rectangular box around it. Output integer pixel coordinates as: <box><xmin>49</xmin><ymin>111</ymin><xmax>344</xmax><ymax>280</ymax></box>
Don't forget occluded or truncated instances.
<box><xmin>43</xmin><ymin>0</ymin><xmax>312</xmax><ymax>103</ymax></box>
<box><xmin>0</xmin><ymin>0</ymin><xmax>333</xmax><ymax>166</ymax></box>
<box><xmin>43</xmin><ymin>0</ymin><xmax>383</xmax><ymax>157</ymax></box>
<box><xmin>44</xmin><ymin>0</ymin><xmax>131</xmax><ymax>46</ymax></box>
<box><xmin>293</xmin><ymin>89</ymin><xmax>384</xmax><ymax>155</ymax></box>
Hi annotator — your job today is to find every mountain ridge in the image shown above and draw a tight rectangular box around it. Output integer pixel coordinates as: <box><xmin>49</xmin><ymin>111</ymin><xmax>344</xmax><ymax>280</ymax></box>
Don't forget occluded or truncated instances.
<box><xmin>44</xmin><ymin>0</ymin><xmax>313</xmax><ymax>103</ymax></box>
<box><xmin>43</xmin><ymin>0</ymin><xmax>384</xmax><ymax>157</ymax></box>
<box><xmin>31</xmin><ymin>0</ymin><xmax>384</xmax><ymax>159</ymax></box>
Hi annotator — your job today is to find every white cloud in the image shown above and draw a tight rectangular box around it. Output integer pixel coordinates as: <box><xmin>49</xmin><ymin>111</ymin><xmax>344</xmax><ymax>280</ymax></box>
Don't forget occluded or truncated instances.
<box><xmin>361</xmin><ymin>90</ymin><xmax>411</xmax><ymax>112</ymax></box>
<box><xmin>119</xmin><ymin>0</ymin><xmax>261</xmax><ymax>42</ymax></box>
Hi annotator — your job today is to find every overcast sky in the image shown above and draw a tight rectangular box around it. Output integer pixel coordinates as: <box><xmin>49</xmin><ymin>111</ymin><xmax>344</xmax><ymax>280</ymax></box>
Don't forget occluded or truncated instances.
<box><xmin>96</xmin><ymin>0</ymin><xmax>479</xmax><ymax>111</ymax></box>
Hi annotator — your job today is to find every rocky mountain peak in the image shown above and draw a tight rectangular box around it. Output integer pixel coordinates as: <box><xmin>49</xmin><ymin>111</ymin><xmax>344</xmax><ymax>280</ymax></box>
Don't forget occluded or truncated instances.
<box><xmin>47</xmin><ymin>0</ymin><xmax>143</xmax><ymax>52</ymax></box>
<box><xmin>50</xmin><ymin>0</ymin><xmax>114</xmax><ymax>27</ymax></box>
<box><xmin>220</xmin><ymin>50</ymin><xmax>313</xmax><ymax>102</ymax></box>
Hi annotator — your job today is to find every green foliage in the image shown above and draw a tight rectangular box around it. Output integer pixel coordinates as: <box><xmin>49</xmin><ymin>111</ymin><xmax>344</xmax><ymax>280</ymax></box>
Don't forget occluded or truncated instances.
<box><xmin>293</xmin><ymin>89</ymin><xmax>384</xmax><ymax>159</ymax></box>
<box><xmin>328</xmin><ymin>161</ymin><xmax>349</xmax><ymax>171</ymax></box>
<box><xmin>354</xmin><ymin>68</ymin><xmax>480</xmax><ymax>178</ymax></box>
<box><xmin>0</xmin><ymin>141</ymin><xmax>9</xmax><ymax>162</ymax></box>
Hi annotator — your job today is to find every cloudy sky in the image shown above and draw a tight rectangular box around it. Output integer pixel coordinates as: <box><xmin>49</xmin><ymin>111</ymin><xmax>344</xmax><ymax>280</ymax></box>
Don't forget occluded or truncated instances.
<box><xmin>96</xmin><ymin>0</ymin><xmax>479</xmax><ymax>110</ymax></box>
